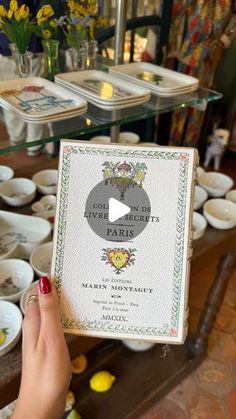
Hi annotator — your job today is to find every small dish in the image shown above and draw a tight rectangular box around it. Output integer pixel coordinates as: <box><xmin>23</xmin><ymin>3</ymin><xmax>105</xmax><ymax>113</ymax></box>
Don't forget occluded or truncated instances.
<box><xmin>225</xmin><ymin>189</ymin><xmax>236</xmax><ymax>204</ymax></box>
<box><xmin>198</xmin><ymin>172</ymin><xmax>233</xmax><ymax>197</ymax></box>
<box><xmin>34</xmin><ymin>210</ymin><xmax>55</xmax><ymax>227</ymax></box>
<box><xmin>197</xmin><ymin>166</ymin><xmax>205</xmax><ymax>181</ymax></box>
<box><xmin>194</xmin><ymin>185</ymin><xmax>208</xmax><ymax>210</ymax></box>
<box><xmin>31</xmin><ymin>195</ymin><xmax>57</xmax><ymax>212</ymax></box>
<box><xmin>119</xmin><ymin>132</ymin><xmax>140</xmax><ymax>144</ymax></box>
<box><xmin>0</xmin><ymin>178</ymin><xmax>36</xmax><ymax>206</ymax></box>
<box><xmin>0</xmin><ymin>165</ymin><xmax>14</xmax><ymax>184</ymax></box>
<box><xmin>32</xmin><ymin>170</ymin><xmax>58</xmax><ymax>195</ymax></box>
<box><xmin>122</xmin><ymin>339</ymin><xmax>155</xmax><ymax>351</ymax></box>
<box><xmin>20</xmin><ymin>280</ymin><xmax>39</xmax><ymax>315</ymax></box>
<box><xmin>192</xmin><ymin>212</ymin><xmax>207</xmax><ymax>240</ymax></box>
<box><xmin>203</xmin><ymin>199</ymin><xmax>236</xmax><ymax>229</ymax></box>
<box><xmin>0</xmin><ymin>210</ymin><xmax>52</xmax><ymax>260</ymax></box>
<box><xmin>90</xmin><ymin>136</ymin><xmax>111</xmax><ymax>144</ymax></box>
<box><xmin>30</xmin><ymin>241</ymin><xmax>52</xmax><ymax>278</ymax></box>
<box><xmin>0</xmin><ymin>300</ymin><xmax>22</xmax><ymax>357</ymax></box>
<box><xmin>0</xmin><ymin>259</ymin><xmax>34</xmax><ymax>303</ymax></box>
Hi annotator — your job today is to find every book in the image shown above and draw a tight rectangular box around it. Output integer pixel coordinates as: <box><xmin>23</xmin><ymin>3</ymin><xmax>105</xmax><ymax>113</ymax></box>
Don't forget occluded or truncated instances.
<box><xmin>51</xmin><ymin>141</ymin><xmax>198</xmax><ymax>344</ymax></box>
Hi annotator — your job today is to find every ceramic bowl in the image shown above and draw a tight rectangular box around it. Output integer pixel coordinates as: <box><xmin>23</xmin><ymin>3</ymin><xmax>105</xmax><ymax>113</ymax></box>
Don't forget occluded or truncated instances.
<box><xmin>119</xmin><ymin>132</ymin><xmax>140</xmax><ymax>144</ymax></box>
<box><xmin>122</xmin><ymin>339</ymin><xmax>155</xmax><ymax>351</ymax></box>
<box><xmin>194</xmin><ymin>185</ymin><xmax>208</xmax><ymax>210</ymax></box>
<box><xmin>0</xmin><ymin>259</ymin><xmax>34</xmax><ymax>303</ymax></box>
<box><xmin>30</xmin><ymin>241</ymin><xmax>52</xmax><ymax>278</ymax></box>
<box><xmin>0</xmin><ymin>300</ymin><xmax>22</xmax><ymax>357</ymax></box>
<box><xmin>32</xmin><ymin>170</ymin><xmax>58</xmax><ymax>195</ymax></box>
<box><xmin>192</xmin><ymin>212</ymin><xmax>207</xmax><ymax>240</ymax></box>
<box><xmin>0</xmin><ymin>165</ymin><xmax>14</xmax><ymax>184</ymax></box>
<box><xmin>225</xmin><ymin>189</ymin><xmax>236</xmax><ymax>204</ymax></box>
<box><xmin>0</xmin><ymin>178</ymin><xmax>36</xmax><ymax>206</ymax></box>
<box><xmin>31</xmin><ymin>195</ymin><xmax>57</xmax><ymax>212</ymax></box>
<box><xmin>198</xmin><ymin>172</ymin><xmax>234</xmax><ymax>198</ymax></box>
<box><xmin>20</xmin><ymin>280</ymin><xmax>39</xmax><ymax>315</ymax></box>
<box><xmin>90</xmin><ymin>135</ymin><xmax>111</xmax><ymax>144</ymax></box>
<box><xmin>197</xmin><ymin>166</ymin><xmax>205</xmax><ymax>181</ymax></box>
<box><xmin>203</xmin><ymin>199</ymin><xmax>236</xmax><ymax>229</ymax></box>
<box><xmin>0</xmin><ymin>210</ymin><xmax>52</xmax><ymax>260</ymax></box>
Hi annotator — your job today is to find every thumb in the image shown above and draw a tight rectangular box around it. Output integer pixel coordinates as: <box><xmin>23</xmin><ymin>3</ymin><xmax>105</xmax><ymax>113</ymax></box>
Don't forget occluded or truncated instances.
<box><xmin>38</xmin><ymin>276</ymin><xmax>62</xmax><ymax>336</ymax></box>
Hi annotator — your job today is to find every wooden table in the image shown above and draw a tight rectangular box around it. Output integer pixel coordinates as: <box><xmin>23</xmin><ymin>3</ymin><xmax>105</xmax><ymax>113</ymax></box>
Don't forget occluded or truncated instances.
<box><xmin>1</xmin><ymin>157</ymin><xmax>236</xmax><ymax>416</ymax></box>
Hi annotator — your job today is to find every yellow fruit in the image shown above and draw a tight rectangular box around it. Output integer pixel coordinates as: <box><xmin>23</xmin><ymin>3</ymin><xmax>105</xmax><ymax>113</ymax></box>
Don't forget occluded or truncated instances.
<box><xmin>0</xmin><ymin>328</ymin><xmax>8</xmax><ymax>346</ymax></box>
<box><xmin>90</xmin><ymin>370</ymin><xmax>115</xmax><ymax>392</ymax></box>
<box><xmin>71</xmin><ymin>354</ymin><xmax>88</xmax><ymax>374</ymax></box>
<box><xmin>67</xmin><ymin>410</ymin><xmax>82</xmax><ymax>419</ymax></box>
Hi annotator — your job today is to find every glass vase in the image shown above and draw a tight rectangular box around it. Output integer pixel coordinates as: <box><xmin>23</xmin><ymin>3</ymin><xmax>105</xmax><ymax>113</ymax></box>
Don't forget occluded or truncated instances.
<box><xmin>9</xmin><ymin>44</ymin><xmax>33</xmax><ymax>78</ymax></box>
<box><xmin>88</xmin><ymin>40</ymin><xmax>98</xmax><ymax>69</ymax></box>
<box><xmin>42</xmin><ymin>39</ymin><xmax>60</xmax><ymax>81</ymax></box>
<box><xmin>68</xmin><ymin>47</ymin><xmax>87</xmax><ymax>71</ymax></box>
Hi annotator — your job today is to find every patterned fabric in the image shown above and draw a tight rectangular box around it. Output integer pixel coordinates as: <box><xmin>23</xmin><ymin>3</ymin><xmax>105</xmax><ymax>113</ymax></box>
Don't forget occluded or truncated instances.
<box><xmin>167</xmin><ymin>0</ymin><xmax>232</xmax><ymax>146</ymax></box>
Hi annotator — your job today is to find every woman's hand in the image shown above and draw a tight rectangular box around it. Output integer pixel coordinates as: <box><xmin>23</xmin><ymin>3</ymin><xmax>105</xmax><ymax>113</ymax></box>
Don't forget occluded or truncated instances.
<box><xmin>12</xmin><ymin>276</ymin><xmax>72</xmax><ymax>419</ymax></box>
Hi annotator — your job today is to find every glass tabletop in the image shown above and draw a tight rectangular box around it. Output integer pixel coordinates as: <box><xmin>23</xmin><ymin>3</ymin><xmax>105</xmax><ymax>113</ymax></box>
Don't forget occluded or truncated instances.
<box><xmin>0</xmin><ymin>82</ymin><xmax>222</xmax><ymax>155</ymax></box>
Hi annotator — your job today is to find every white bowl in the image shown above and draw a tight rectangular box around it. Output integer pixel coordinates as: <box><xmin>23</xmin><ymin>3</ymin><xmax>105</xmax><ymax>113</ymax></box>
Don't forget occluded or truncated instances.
<box><xmin>197</xmin><ymin>166</ymin><xmax>205</xmax><ymax>181</ymax></box>
<box><xmin>30</xmin><ymin>242</ymin><xmax>52</xmax><ymax>278</ymax></box>
<box><xmin>203</xmin><ymin>199</ymin><xmax>236</xmax><ymax>229</ymax></box>
<box><xmin>0</xmin><ymin>165</ymin><xmax>14</xmax><ymax>184</ymax></box>
<box><xmin>31</xmin><ymin>195</ymin><xmax>57</xmax><ymax>212</ymax></box>
<box><xmin>119</xmin><ymin>132</ymin><xmax>140</xmax><ymax>144</ymax></box>
<box><xmin>225</xmin><ymin>189</ymin><xmax>236</xmax><ymax>204</ymax></box>
<box><xmin>0</xmin><ymin>300</ymin><xmax>22</xmax><ymax>357</ymax></box>
<box><xmin>122</xmin><ymin>339</ymin><xmax>155</xmax><ymax>351</ymax></box>
<box><xmin>194</xmin><ymin>185</ymin><xmax>208</xmax><ymax>210</ymax></box>
<box><xmin>0</xmin><ymin>178</ymin><xmax>36</xmax><ymax>206</ymax></box>
<box><xmin>90</xmin><ymin>136</ymin><xmax>111</xmax><ymax>144</ymax></box>
<box><xmin>32</xmin><ymin>170</ymin><xmax>58</xmax><ymax>195</ymax></box>
<box><xmin>192</xmin><ymin>212</ymin><xmax>207</xmax><ymax>240</ymax></box>
<box><xmin>0</xmin><ymin>210</ymin><xmax>52</xmax><ymax>260</ymax></box>
<box><xmin>20</xmin><ymin>280</ymin><xmax>39</xmax><ymax>315</ymax></box>
<box><xmin>0</xmin><ymin>259</ymin><xmax>34</xmax><ymax>303</ymax></box>
<box><xmin>198</xmin><ymin>172</ymin><xmax>234</xmax><ymax>197</ymax></box>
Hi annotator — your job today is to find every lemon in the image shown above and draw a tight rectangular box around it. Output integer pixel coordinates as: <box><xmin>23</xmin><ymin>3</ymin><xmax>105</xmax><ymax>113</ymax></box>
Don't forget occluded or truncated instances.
<box><xmin>66</xmin><ymin>410</ymin><xmax>82</xmax><ymax>419</ymax></box>
<box><xmin>0</xmin><ymin>328</ymin><xmax>8</xmax><ymax>346</ymax></box>
<box><xmin>90</xmin><ymin>370</ymin><xmax>115</xmax><ymax>392</ymax></box>
<box><xmin>71</xmin><ymin>354</ymin><xmax>88</xmax><ymax>374</ymax></box>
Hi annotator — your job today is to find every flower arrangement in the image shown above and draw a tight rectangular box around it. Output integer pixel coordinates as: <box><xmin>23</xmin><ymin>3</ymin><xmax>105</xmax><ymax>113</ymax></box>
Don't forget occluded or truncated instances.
<box><xmin>0</xmin><ymin>0</ymin><xmax>34</xmax><ymax>53</ymax></box>
<box><xmin>59</xmin><ymin>0</ymin><xmax>106</xmax><ymax>49</ymax></box>
<box><xmin>35</xmin><ymin>4</ymin><xmax>57</xmax><ymax>40</ymax></box>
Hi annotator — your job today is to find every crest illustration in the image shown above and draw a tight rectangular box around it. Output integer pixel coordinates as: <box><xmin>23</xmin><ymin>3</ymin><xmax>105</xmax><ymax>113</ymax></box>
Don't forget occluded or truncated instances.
<box><xmin>101</xmin><ymin>248</ymin><xmax>137</xmax><ymax>274</ymax></box>
<box><xmin>102</xmin><ymin>161</ymin><xmax>147</xmax><ymax>200</ymax></box>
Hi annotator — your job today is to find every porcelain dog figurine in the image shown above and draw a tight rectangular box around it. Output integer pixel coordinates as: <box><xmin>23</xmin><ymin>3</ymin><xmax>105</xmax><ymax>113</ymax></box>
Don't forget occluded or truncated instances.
<box><xmin>204</xmin><ymin>128</ymin><xmax>230</xmax><ymax>171</ymax></box>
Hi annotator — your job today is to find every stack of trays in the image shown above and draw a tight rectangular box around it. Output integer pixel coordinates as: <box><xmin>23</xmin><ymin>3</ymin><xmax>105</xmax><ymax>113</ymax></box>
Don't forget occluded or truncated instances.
<box><xmin>0</xmin><ymin>77</ymin><xmax>87</xmax><ymax>123</ymax></box>
<box><xmin>55</xmin><ymin>70</ymin><xmax>151</xmax><ymax>110</ymax></box>
<box><xmin>109</xmin><ymin>62</ymin><xmax>199</xmax><ymax>97</ymax></box>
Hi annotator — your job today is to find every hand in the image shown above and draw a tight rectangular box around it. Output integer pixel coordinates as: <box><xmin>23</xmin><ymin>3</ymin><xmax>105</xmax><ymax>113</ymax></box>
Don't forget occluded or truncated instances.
<box><xmin>12</xmin><ymin>277</ymin><xmax>72</xmax><ymax>419</ymax></box>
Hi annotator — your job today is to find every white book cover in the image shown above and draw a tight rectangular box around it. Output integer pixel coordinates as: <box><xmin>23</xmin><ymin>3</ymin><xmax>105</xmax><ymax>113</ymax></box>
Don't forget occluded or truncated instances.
<box><xmin>51</xmin><ymin>141</ymin><xmax>198</xmax><ymax>344</ymax></box>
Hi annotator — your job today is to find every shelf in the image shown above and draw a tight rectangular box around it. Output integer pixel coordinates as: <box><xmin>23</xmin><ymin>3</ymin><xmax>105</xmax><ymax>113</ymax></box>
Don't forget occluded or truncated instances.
<box><xmin>0</xmin><ymin>86</ymin><xmax>222</xmax><ymax>155</ymax></box>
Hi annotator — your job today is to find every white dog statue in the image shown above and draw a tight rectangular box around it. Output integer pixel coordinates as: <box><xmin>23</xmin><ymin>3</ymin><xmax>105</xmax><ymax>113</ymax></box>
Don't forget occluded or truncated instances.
<box><xmin>204</xmin><ymin>128</ymin><xmax>230</xmax><ymax>171</ymax></box>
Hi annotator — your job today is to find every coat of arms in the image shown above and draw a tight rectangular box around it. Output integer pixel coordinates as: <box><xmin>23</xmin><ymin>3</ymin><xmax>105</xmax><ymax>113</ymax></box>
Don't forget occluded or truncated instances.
<box><xmin>101</xmin><ymin>248</ymin><xmax>137</xmax><ymax>274</ymax></box>
<box><xmin>102</xmin><ymin>161</ymin><xmax>147</xmax><ymax>200</ymax></box>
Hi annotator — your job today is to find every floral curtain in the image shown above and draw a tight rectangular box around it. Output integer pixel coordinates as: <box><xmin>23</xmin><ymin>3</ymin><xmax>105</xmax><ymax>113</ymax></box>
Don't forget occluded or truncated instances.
<box><xmin>166</xmin><ymin>0</ymin><xmax>232</xmax><ymax>146</ymax></box>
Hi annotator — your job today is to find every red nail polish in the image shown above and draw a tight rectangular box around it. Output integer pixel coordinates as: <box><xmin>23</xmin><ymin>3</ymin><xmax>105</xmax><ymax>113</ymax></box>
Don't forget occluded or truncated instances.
<box><xmin>39</xmin><ymin>276</ymin><xmax>51</xmax><ymax>294</ymax></box>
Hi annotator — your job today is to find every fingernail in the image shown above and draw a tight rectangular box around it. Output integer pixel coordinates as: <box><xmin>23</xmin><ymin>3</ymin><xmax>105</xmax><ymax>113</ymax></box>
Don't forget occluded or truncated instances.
<box><xmin>39</xmin><ymin>276</ymin><xmax>51</xmax><ymax>295</ymax></box>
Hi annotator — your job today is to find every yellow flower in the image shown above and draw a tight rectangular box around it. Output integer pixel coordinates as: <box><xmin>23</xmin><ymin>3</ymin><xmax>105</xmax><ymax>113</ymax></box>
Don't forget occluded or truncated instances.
<box><xmin>7</xmin><ymin>9</ymin><xmax>13</xmax><ymax>18</ymax></box>
<box><xmin>42</xmin><ymin>29</ymin><xmax>52</xmax><ymax>39</ymax></box>
<box><xmin>10</xmin><ymin>0</ymin><xmax>18</xmax><ymax>12</ymax></box>
<box><xmin>14</xmin><ymin>9</ymin><xmax>21</xmax><ymax>21</ymax></box>
<box><xmin>37</xmin><ymin>16</ymin><xmax>47</xmax><ymax>26</ymax></box>
<box><xmin>0</xmin><ymin>5</ymin><xmax>7</xmax><ymax>17</ymax></box>
<box><xmin>49</xmin><ymin>19</ymin><xmax>57</xmax><ymax>29</ymax></box>
<box><xmin>19</xmin><ymin>4</ymin><xmax>29</xmax><ymax>19</ymax></box>
<box><xmin>36</xmin><ymin>9</ymin><xmax>43</xmax><ymax>19</ymax></box>
<box><xmin>41</xmin><ymin>4</ymin><xmax>54</xmax><ymax>18</ymax></box>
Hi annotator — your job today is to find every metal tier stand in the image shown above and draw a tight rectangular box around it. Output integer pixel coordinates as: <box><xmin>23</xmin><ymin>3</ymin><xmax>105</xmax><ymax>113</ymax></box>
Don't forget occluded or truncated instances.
<box><xmin>110</xmin><ymin>0</ymin><xmax>127</xmax><ymax>143</ymax></box>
